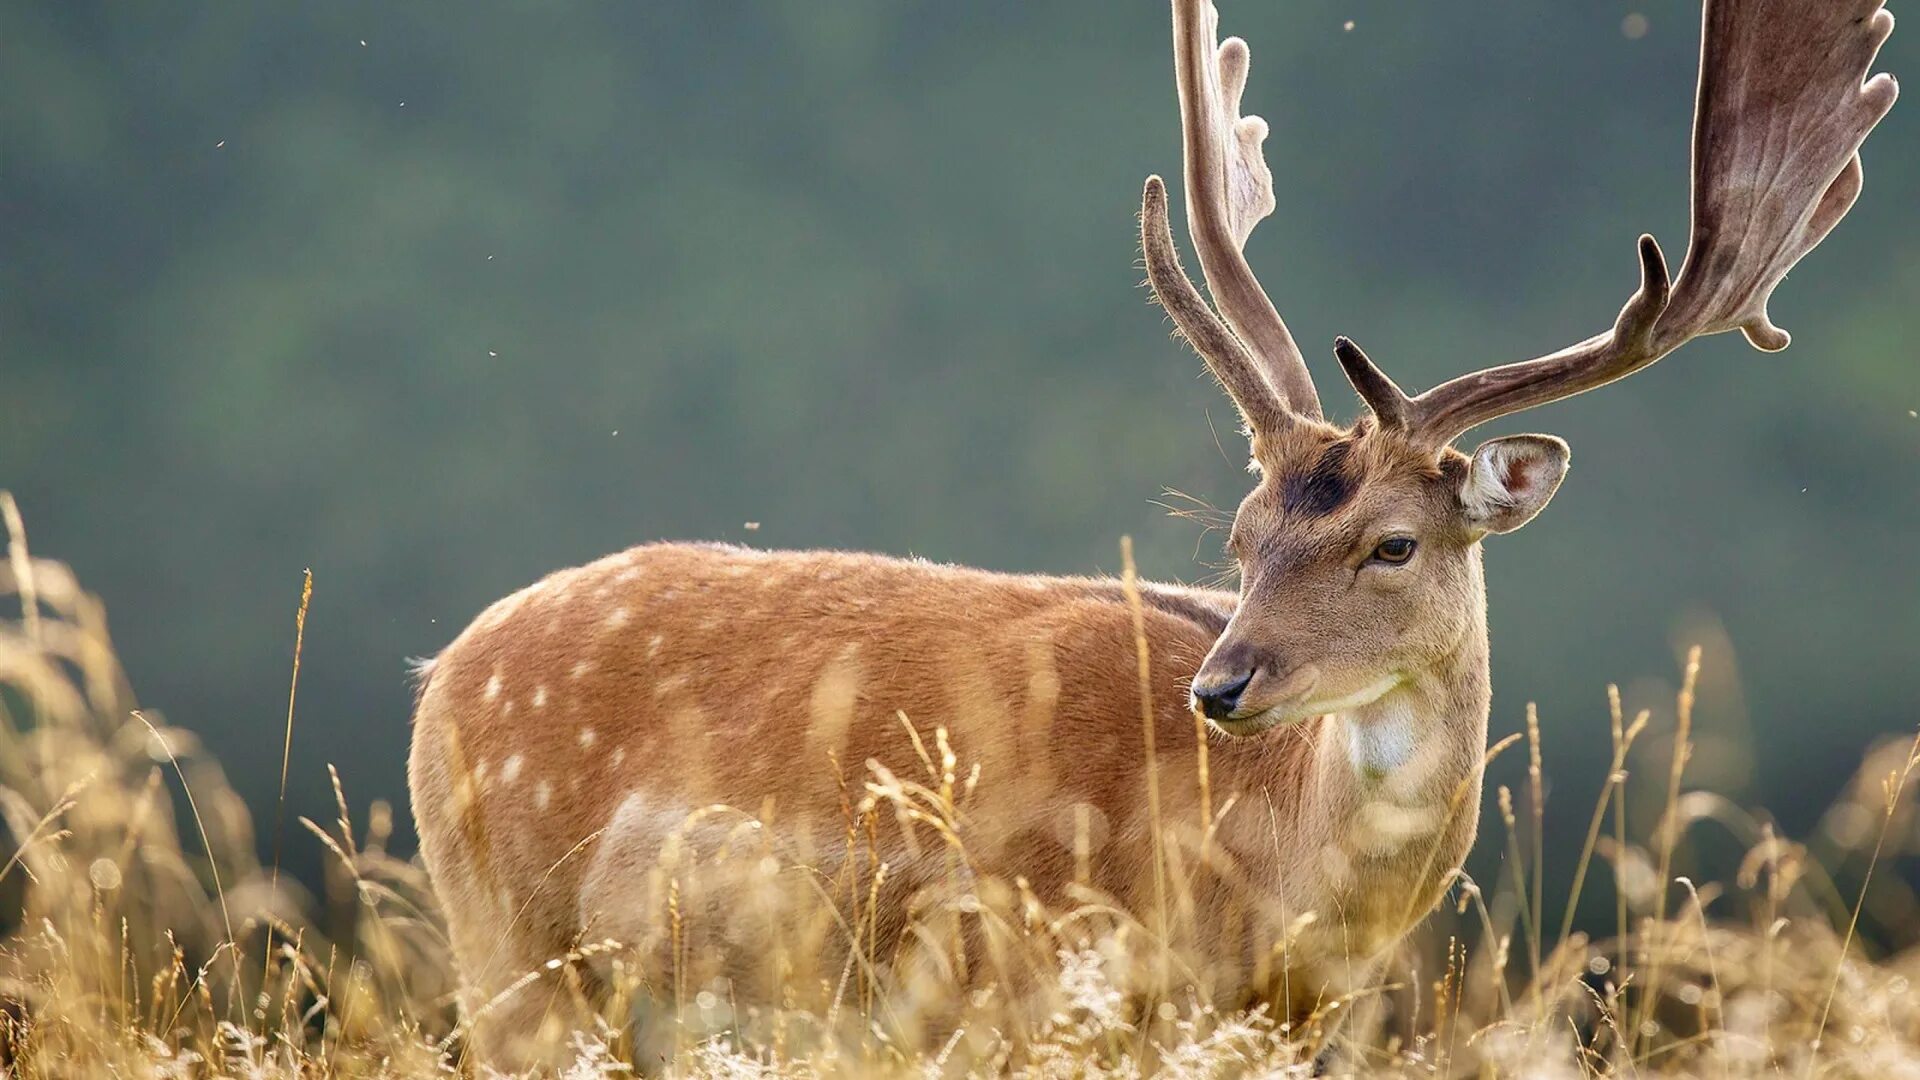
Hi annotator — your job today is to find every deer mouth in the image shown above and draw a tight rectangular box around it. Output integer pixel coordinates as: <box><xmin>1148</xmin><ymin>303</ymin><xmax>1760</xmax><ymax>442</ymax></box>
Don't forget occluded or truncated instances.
<box><xmin>1203</xmin><ymin>664</ymin><xmax>1323</xmax><ymax>737</ymax></box>
<box><xmin>1208</xmin><ymin>671</ymin><xmax>1406</xmax><ymax>738</ymax></box>
<box><xmin>1208</xmin><ymin>708</ymin><xmax>1300</xmax><ymax>737</ymax></box>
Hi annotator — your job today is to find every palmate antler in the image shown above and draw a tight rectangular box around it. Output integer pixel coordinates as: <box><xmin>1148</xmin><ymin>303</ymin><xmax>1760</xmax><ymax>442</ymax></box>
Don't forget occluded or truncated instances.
<box><xmin>1146</xmin><ymin>0</ymin><xmax>1898</xmax><ymax>448</ymax></box>
<box><xmin>1143</xmin><ymin>0</ymin><xmax>1320</xmax><ymax>431</ymax></box>
<box><xmin>1340</xmin><ymin>0</ymin><xmax>1899</xmax><ymax>448</ymax></box>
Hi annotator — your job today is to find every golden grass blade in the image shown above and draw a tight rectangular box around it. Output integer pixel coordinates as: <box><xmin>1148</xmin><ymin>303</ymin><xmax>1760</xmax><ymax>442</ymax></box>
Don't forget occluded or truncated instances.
<box><xmin>264</xmin><ymin>569</ymin><xmax>313</xmax><ymax>996</ymax></box>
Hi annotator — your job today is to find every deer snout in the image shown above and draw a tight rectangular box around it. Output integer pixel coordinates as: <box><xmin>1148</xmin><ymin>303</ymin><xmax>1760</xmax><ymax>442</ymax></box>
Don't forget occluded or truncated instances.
<box><xmin>1191</xmin><ymin>637</ymin><xmax>1270</xmax><ymax>720</ymax></box>
<box><xmin>1190</xmin><ymin>667</ymin><xmax>1255</xmax><ymax>721</ymax></box>
<box><xmin>1192</xmin><ymin>644</ymin><xmax>1324</xmax><ymax>732</ymax></box>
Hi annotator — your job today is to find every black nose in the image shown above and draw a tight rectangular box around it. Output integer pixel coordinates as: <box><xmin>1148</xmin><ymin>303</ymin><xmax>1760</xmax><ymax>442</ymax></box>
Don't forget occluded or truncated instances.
<box><xmin>1191</xmin><ymin>668</ymin><xmax>1255</xmax><ymax>721</ymax></box>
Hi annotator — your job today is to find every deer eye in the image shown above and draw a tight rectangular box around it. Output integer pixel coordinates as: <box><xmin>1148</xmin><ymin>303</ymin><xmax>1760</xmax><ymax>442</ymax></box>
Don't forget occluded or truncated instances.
<box><xmin>1371</xmin><ymin>537</ymin><xmax>1417</xmax><ymax>565</ymax></box>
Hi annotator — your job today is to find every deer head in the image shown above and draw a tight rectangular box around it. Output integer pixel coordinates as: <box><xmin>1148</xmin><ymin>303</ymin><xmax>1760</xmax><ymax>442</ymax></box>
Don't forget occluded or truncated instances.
<box><xmin>1147</xmin><ymin>0</ymin><xmax>1897</xmax><ymax>735</ymax></box>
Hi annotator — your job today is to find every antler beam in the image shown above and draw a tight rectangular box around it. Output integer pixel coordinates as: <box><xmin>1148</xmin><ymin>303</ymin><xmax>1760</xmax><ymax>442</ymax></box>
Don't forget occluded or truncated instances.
<box><xmin>1143</xmin><ymin>176</ymin><xmax>1293</xmax><ymax>435</ymax></box>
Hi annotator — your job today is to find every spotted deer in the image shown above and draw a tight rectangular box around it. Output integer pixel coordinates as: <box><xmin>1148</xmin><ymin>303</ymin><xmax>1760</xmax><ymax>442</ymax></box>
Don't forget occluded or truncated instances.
<box><xmin>409</xmin><ymin>0</ymin><xmax>1896</xmax><ymax>1067</ymax></box>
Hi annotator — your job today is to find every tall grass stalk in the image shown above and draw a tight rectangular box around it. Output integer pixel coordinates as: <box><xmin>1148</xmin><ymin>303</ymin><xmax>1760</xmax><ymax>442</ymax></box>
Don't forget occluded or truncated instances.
<box><xmin>264</xmin><ymin>569</ymin><xmax>313</xmax><ymax>998</ymax></box>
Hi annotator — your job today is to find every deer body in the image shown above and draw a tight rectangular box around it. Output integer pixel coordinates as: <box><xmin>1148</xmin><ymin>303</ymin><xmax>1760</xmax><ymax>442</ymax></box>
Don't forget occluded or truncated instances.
<box><xmin>410</xmin><ymin>0</ymin><xmax>1895</xmax><ymax>1067</ymax></box>
<box><xmin>411</xmin><ymin>542</ymin><xmax>1491</xmax><ymax>1057</ymax></box>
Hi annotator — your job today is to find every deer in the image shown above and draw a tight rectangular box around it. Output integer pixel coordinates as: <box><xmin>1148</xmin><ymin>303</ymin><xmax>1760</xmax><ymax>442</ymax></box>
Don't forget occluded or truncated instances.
<box><xmin>408</xmin><ymin>0</ymin><xmax>1897</xmax><ymax>1068</ymax></box>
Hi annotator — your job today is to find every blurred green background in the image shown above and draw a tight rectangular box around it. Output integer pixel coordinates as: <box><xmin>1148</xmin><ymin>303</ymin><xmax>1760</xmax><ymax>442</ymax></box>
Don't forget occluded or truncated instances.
<box><xmin>5</xmin><ymin>2</ymin><xmax>1916</xmax><ymax>897</ymax></box>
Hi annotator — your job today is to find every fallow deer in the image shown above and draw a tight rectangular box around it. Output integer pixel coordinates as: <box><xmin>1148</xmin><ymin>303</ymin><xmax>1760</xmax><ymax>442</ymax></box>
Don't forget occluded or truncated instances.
<box><xmin>409</xmin><ymin>0</ymin><xmax>1897</xmax><ymax>1067</ymax></box>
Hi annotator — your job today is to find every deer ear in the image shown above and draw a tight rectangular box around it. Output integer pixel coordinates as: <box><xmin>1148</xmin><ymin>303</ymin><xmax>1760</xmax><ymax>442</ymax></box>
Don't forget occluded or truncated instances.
<box><xmin>1459</xmin><ymin>435</ymin><xmax>1569</xmax><ymax>535</ymax></box>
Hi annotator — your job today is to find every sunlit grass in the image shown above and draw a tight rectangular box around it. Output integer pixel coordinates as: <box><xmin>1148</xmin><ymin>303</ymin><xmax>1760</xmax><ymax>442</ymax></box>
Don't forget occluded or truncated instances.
<box><xmin>2</xmin><ymin>491</ymin><xmax>1918</xmax><ymax>1077</ymax></box>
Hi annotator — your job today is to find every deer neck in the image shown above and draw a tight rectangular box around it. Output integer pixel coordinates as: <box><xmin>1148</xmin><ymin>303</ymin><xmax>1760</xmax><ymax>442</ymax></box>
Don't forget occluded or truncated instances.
<box><xmin>1317</xmin><ymin>641</ymin><xmax>1489</xmax><ymax>819</ymax></box>
<box><xmin>1298</xmin><ymin>588</ymin><xmax>1492</xmax><ymax>902</ymax></box>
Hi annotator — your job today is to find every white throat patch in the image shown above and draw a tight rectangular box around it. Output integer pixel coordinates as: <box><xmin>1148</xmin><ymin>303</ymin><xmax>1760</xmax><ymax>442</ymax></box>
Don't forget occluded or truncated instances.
<box><xmin>1345</xmin><ymin>692</ymin><xmax>1419</xmax><ymax>782</ymax></box>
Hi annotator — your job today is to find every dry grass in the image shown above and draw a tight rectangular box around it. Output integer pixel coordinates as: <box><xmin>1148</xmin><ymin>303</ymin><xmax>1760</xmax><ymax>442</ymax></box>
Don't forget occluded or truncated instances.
<box><xmin>3</xmin><ymin>492</ymin><xmax>1919</xmax><ymax>1078</ymax></box>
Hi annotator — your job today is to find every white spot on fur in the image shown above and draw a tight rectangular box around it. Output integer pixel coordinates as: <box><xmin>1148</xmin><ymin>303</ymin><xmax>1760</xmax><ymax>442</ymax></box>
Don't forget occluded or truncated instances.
<box><xmin>485</xmin><ymin>672</ymin><xmax>503</xmax><ymax>701</ymax></box>
<box><xmin>579</xmin><ymin>727</ymin><xmax>597</xmax><ymax>748</ymax></box>
<box><xmin>647</xmin><ymin>634</ymin><xmax>664</xmax><ymax>658</ymax></box>
<box><xmin>502</xmin><ymin>755</ymin><xmax>524</xmax><ymax>783</ymax></box>
<box><xmin>532</xmin><ymin>685</ymin><xmax>548</xmax><ymax>709</ymax></box>
<box><xmin>501</xmin><ymin>700</ymin><xmax>515</xmax><ymax>717</ymax></box>
<box><xmin>654</xmin><ymin>673</ymin><xmax>690</xmax><ymax>698</ymax></box>
<box><xmin>534</xmin><ymin>780</ymin><xmax>552</xmax><ymax>810</ymax></box>
<box><xmin>570</xmin><ymin>660</ymin><xmax>592</xmax><ymax>680</ymax></box>
<box><xmin>612</xmin><ymin>747</ymin><xmax>627</xmax><ymax>767</ymax></box>
<box><xmin>1050</xmin><ymin>801</ymin><xmax>1110</xmax><ymax>851</ymax></box>
<box><xmin>606</xmin><ymin>607</ymin><xmax>630</xmax><ymax>630</ymax></box>
<box><xmin>1320</xmin><ymin>843</ymin><xmax>1355</xmax><ymax>889</ymax></box>
<box><xmin>806</xmin><ymin>644</ymin><xmax>863</xmax><ymax>761</ymax></box>
<box><xmin>1350</xmin><ymin>801</ymin><xmax>1439</xmax><ymax>854</ymax></box>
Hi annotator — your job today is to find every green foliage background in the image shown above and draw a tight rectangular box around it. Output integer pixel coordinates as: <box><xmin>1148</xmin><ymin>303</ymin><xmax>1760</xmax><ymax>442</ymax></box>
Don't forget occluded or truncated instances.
<box><xmin>5</xmin><ymin>1</ymin><xmax>1916</xmax><ymax>893</ymax></box>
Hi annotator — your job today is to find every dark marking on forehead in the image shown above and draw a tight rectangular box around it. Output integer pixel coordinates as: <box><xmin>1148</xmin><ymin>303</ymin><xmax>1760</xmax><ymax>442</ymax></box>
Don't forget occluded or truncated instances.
<box><xmin>1280</xmin><ymin>440</ymin><xmax>1358</xmax><ymax>517</ymax></box>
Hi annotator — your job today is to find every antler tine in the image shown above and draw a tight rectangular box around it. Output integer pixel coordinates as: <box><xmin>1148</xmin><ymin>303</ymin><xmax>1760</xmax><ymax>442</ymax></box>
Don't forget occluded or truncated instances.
<box><xmin>1332</xmin><ymin>336</ymin><xmax>1413</xmax><ymax>430</ymax></box>
<box><xmin>1173</xmin><ymin>0</ymin><xmax>1323</xmax><ymax>420</ymax></box>
<box><xmin>1398</xmin><ymin>0</ymin><xmax>1897</xmax><ymax>449</ymax></box>
<box><xmin>1142</xmin><ymin>176</ymin><xmax>1293</xmax><ymax>436</ymax></box>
